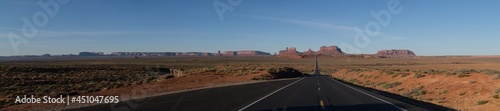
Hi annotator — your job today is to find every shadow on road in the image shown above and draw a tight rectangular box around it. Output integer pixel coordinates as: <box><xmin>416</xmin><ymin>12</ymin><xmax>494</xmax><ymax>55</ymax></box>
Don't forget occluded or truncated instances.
<box><xmin>258</xmin><ymin>103</ymin><xmax>411</xmax><ymax>111</ymax></box>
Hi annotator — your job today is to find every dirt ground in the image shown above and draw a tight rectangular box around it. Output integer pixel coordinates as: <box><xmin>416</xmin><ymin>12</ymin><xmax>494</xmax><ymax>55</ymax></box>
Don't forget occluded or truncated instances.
<box><xmin>310</xmin><ymin>56</ymin><xmax>500</xmax><ymax>111</ymax></box>
<box><xmin>332</xmin><ymin>67</ymin><xmax>500</xmax><ymax>111</ymax></box>
<box><xmin>2</xmin><ymin>71</ymin><xmax>268</xmax><ymax>111</ymax></box>
<box><xmin>3</xmin><ymin>56</ymin><xmax>500</xmax><ymax>111</ymax></box>
<box><xmin>0</xmin><ymin>57</ymin><xmax>312</xmax><ymax>110</ymax></box>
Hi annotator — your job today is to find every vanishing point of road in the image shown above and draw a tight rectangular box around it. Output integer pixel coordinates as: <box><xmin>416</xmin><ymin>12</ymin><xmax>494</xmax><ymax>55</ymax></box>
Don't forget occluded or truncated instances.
<box><xmin>70</xmin><ymin>57</ymin><xmax>454</xmax><ymax>111</ymax></box>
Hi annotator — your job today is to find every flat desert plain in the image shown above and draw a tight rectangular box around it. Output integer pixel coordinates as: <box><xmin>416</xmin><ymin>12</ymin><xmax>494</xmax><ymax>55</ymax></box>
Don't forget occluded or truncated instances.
<box><xmin>1</xmin><ymin>56</ymin><xmax>500</xmax><ymax>111</ymax></box>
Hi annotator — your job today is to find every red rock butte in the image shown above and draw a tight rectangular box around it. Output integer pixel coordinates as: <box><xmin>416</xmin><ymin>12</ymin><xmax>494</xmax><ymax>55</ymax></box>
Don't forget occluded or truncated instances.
<box><xmin>376</xmin><ymin>49</ymin><xmax>416</xmax><ymax>58</ymax></box>
<box><xmin>278</xmin><ymin>46</ymin><xmax>345</xmax><ymax>58</ymax></box>
<box><xmin>278</xmin><ymin>46</ymin><xmax>415</xmax><ymax>58</ymax></box>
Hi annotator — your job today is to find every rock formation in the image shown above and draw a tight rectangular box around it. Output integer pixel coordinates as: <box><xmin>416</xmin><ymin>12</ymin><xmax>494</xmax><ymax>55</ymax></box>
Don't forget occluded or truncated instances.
<box><xmin>278</xmin><ymin>46</ymin><xmax>345</xmax><ymax>58</ymax></box>
<box><xmin>376</xmin><ymin>49</ymin><xmax>416</xmax><ymax>57</ymax></box>
<box><xmin>316</xmin><ymin>46</ymin><xmax>344</xmax><ymax>55</ymax></box>
<box><xmin>79</xmin><ymin>52</ymin><xmax>104</xmax><ymax>56</ymax></box>
<box><xmin>235</xmin><ymin>50</ymin><xmax>271</xmax><ymax>56</ymax></box>
<box><xmin>108</xmin><ymin>50</ymin><xmax>269</xmax><ymax>57</ymax></box>
<box><xmin>278</xmin><ymin>46</ymin><xmax>415</xmax><ymax>58</ymax></box>
<box><xmin>303</xmin><ymin>48</ymin><xmax>315</xmax><ymax>55</ymax></box>
<box><xmin>278</xmin><ymin>47</ymin><xmax>303</xmax><ymax>58</ymax></box>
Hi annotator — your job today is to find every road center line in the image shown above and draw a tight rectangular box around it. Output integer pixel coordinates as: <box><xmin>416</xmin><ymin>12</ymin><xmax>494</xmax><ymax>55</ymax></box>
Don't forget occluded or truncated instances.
<box><xmin>320</xmin><ymin>100</ymin><xmax>325</xmax><ymax>109</ymax></box>
<box><xmin>238</xmin><ymin>77</ymin><xmax>305</xmax><ymax>111</ymax></box>
<box><xmin>328</xmin><ymin>77</ymin><xmax>407</xmax><ymax>111</ymax></box>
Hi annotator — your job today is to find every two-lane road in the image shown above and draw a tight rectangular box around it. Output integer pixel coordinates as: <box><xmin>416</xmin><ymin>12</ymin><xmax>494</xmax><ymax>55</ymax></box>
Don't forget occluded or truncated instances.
<box><xmin>240</xmin><ymin>75</ymin><xmax>430</xmax><ymax>111</ymax></box>
<box><xmin>240</xmin><ymin>57</ymin><xmax>433</xmax><ymax>111</ymax></box>
<box><xmin>71</xmin><ymin>57</ymin><xmax>452</xmax><ymax>111</ymax></box>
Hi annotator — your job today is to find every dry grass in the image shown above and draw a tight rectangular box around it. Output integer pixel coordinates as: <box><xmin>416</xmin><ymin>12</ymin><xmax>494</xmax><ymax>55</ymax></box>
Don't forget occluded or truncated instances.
<box><xmin>477</xmin><ymin>100</ymin><xmax>488</xmax><ymax>105</ymax></box>
<box><xmin>4</xmin><ymin>56</ymin><xmax>500</xmax><ymax>110</ymax></box>
<box><xmin>328</xmin><ymin>56</ymin><xmax>500</xmax><ymax>111</ymax></box>
<box><xmin>0</xmin><ymin>56</ymin><xmax>312</xmax><ymax>109</ymax></box>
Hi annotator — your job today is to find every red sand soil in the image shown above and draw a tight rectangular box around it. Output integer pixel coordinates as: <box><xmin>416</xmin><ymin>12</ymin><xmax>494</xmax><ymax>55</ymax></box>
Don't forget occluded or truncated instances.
<box><xmin>332</xmin><ymin>69</ymin><xmax>500</xmax><ymax>111</ymax></box>
<box><xmin>2</xmin><ymin>72</ymin><xmax>265</xmax><ymax>111</ymax></box>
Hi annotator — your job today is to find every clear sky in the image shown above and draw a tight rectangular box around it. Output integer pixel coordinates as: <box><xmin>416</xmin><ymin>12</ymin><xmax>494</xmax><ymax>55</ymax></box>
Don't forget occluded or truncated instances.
<box><xmin>1</xmin><ymin>0</ymin><xmax>500</xmax><ymax>56</ymax></box>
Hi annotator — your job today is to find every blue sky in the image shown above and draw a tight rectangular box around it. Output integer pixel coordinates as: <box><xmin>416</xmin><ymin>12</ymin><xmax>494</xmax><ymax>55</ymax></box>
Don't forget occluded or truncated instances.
<box><xmin>1</xmin><ymin>0</ymin><xmax>500</xmax><ymax>56</ymax></box>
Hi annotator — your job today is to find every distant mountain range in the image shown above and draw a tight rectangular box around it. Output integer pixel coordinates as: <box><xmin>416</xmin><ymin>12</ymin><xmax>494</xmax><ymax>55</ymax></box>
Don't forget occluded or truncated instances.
<box><xmin>0</xmin><ymin>45</ymin><xmax>416</xmax><ymax>58</ymax></box>
<box><xmin>1</xmin><ymin>50</ymin><xmax>271</xmax><ymax>58</ymax></box>
<box><xmin>278</xmin><ymin>45</ymin><xmax>416</xmax><ymax>58</ymax></box>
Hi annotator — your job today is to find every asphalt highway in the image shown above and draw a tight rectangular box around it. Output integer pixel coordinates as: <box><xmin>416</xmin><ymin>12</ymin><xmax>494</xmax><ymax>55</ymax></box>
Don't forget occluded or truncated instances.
<box><xmin>67</xmin><ymin>79</ymin><xmax>298</xmax><ymax>111</ymax></box>
<box><xmin>70</xmin><ymin>57</ymin><xmax>454</xmax><ymax>111</ymax></box>
<box><xmin>239</xmin><ymin>75</ymin><xmax>431</xmax><ymax>111</ymax></box>
<box><xmin>240</xmin><ymin>57</ymin><xmax>430</xmax><ymax>111</ymax></box>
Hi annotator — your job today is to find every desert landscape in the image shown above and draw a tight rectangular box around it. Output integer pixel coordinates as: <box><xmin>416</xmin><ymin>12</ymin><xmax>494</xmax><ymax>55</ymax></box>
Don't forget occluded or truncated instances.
<box><xmin>1</xmin><ymin>55</ymin><xmax>500</xmax><ymax>110</ymax></box>
<box><xmin>3</xmin><ymin>1</ymin><xmax>499</xmax><ymax>110</ymax></box>
<box><xmin>0</xmin><ymin>56</ymin><xmax>310</xmax><ymax>110</ymax></box>
<box><xmin>325</xmin><ymin>56</ymin><xmax>500</xmax><ymax>111</ymax></box>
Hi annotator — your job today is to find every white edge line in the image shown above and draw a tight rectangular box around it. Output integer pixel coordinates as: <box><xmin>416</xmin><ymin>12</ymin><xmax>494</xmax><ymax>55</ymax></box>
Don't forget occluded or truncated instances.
<box><xmin>59</xmin><ymin>78</ymin><xmax>300</xmax><ymax>111</ymax></box>
<box><xmin>328</xmin><ymin>77</ymin><xmax>407</xmax><ymax>111</ymax></box>
<box><xmin>238</xmin><ymin>77</ymin><xmax>305</xmax><ymax>111</ymax></box>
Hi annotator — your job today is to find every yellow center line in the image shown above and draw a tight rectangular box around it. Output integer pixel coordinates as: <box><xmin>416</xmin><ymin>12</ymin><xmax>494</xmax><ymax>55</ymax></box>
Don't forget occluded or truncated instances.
<box><xmin>320</xmin><ymin>100</ymin><xmax>325</xmax><ymax>109</ymax></box>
